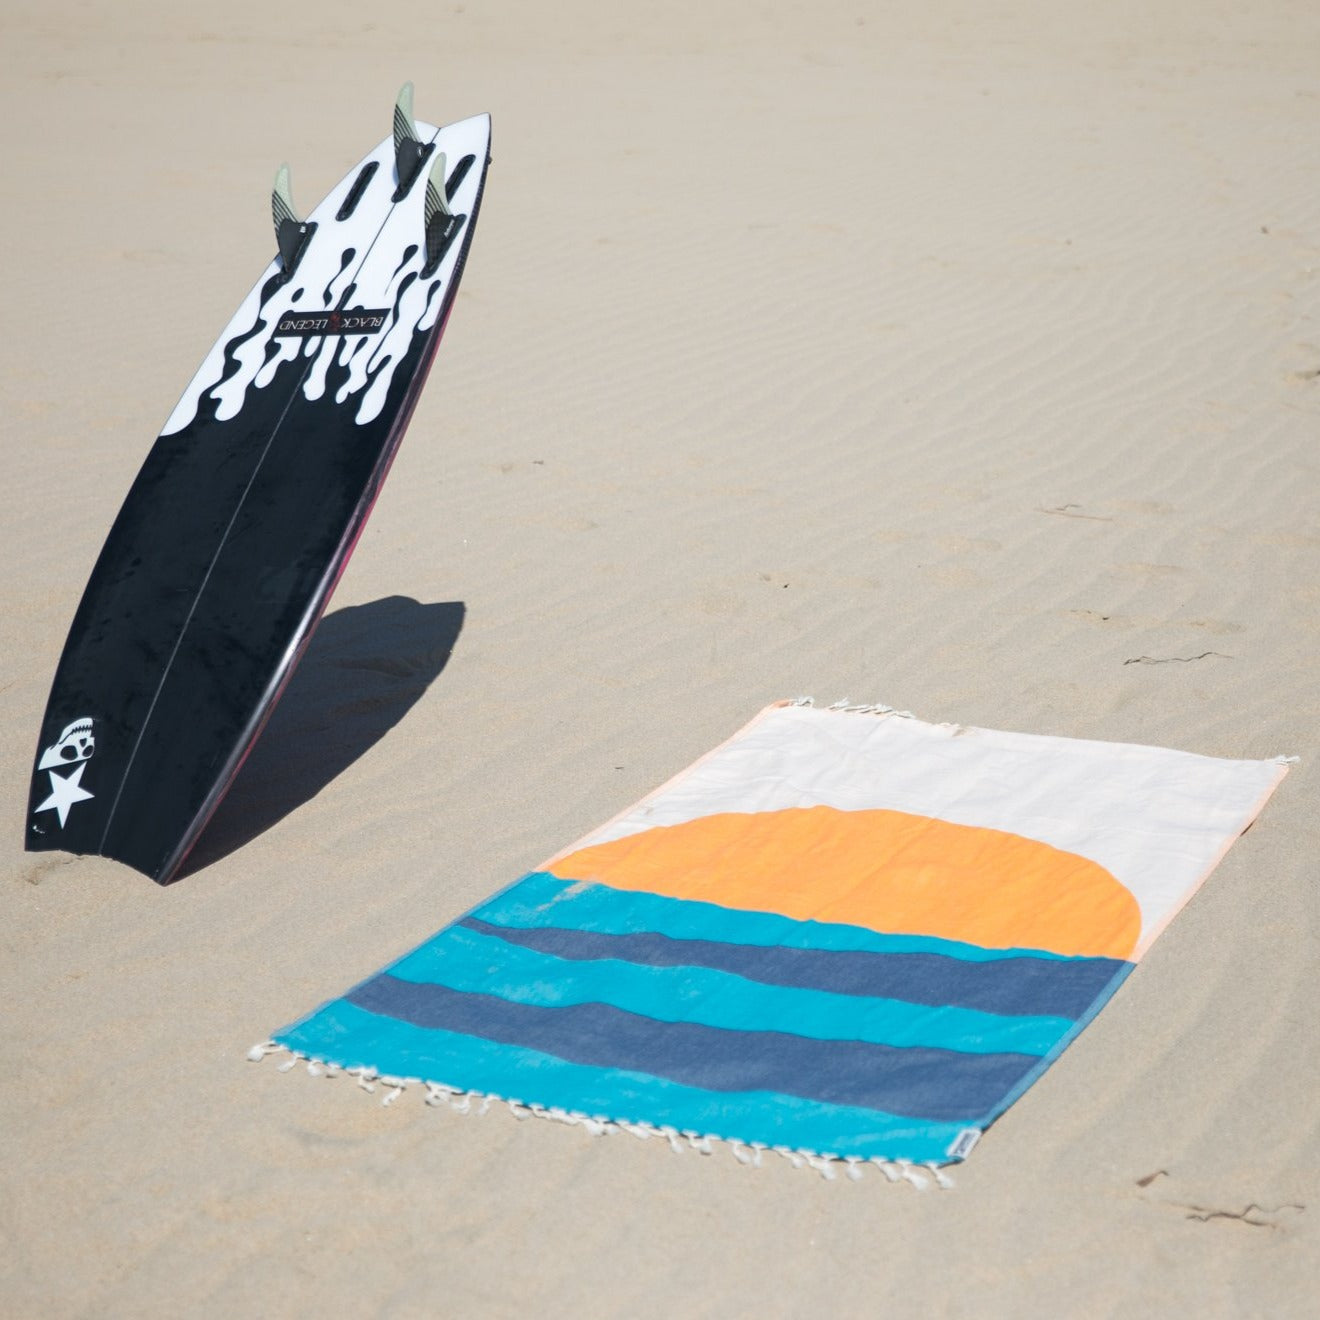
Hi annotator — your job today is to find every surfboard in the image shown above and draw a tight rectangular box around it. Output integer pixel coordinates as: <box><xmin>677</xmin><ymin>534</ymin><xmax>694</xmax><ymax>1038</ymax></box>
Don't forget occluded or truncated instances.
<box><xmin>25</xmin><ymin>86</ymin><xmax>491</xmax><ymax>883</ymax></box>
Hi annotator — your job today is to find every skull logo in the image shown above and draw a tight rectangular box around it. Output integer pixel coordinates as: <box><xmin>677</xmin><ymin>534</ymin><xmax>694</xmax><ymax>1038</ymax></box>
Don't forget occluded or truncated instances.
<box><xmin>38</xmin><ymin>717</ymin><xmax>95</xmax><ymax>772</ymax></box>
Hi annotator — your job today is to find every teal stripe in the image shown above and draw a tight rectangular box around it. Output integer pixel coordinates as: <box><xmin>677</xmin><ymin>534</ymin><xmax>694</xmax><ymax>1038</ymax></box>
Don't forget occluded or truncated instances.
<box><xmin>275</xmin><ymin>997</ymin><xmax>973</xmax><ymax>1163</ymax></box>
<box><xmin>388</xmin><ymin>923</ymin><xmax>1072</xmax><ymax>1057</ymax></box>
<box><xmin>480</xmin><ymin>871</ymin><xmax>1076</xmax><ymax>964</ymax></box>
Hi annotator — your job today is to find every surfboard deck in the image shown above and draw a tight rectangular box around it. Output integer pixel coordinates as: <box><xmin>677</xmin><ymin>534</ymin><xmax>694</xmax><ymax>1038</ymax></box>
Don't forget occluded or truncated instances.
<box><xmin>26</xmin><ymin>94</ymin><xmax>491</xmax><ymax>883</ymax></box>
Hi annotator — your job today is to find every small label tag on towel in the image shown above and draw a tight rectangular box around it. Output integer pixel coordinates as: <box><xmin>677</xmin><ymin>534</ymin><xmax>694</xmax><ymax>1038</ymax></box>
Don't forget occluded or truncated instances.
<box><xmin>947</xmin><ymin>1128</ymin><xmax>981</xmax><ymax>1159</ymax></box>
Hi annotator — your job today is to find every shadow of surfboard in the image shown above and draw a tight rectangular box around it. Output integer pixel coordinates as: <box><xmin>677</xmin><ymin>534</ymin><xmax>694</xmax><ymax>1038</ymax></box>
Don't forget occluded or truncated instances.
<box><xmin>180</xmin><ymin>595</ymin><xmax>464</xmax><ymax>877</ymax></box>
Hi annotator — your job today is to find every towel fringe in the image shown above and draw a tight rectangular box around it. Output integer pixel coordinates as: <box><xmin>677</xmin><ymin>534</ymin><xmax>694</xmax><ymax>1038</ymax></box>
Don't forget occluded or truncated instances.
<box><xmin>249</xmin><ymin>1042</ymin><xmax>955</xmax><ymax>1189</ymax></box>
<box><xmin>805</xmin><ymin>701</ymin><xmax>1299</xmax><ymax>763</ymax></box>
<box><xmin>794</xmin><ymin>697</ymin><xmax>917</xmax><ymax>719</ymax></box>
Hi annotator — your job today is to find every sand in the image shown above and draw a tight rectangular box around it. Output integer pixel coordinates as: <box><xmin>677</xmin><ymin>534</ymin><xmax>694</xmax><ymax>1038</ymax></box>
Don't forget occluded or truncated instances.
<box><xmin>3</xmin><ymin>0</ymin><xmax>1318</xmax><ymax>1313</ymax></box>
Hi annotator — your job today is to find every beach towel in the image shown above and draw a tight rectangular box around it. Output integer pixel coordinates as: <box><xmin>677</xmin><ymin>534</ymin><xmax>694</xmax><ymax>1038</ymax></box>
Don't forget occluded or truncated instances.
<box><xmin>261</xmin><ymin>701</ymin><xmax>1289</xmax><ymax>1177</ymax></box>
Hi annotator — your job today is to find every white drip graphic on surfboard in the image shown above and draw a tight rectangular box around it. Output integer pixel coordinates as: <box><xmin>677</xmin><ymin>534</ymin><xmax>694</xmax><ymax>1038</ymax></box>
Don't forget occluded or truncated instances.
<box><xmin>159</xmin><ymin>114</ymin><xmax>488</xmax><ymax>436</ymax></box>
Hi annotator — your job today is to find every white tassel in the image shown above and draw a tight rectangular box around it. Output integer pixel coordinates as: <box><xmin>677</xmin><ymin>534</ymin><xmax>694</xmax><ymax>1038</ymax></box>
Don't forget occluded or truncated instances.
<box><xmin>900</xmin><ymin>1163</ymin><xmax>931</xmax><ymax>1191</ymax></box>
<box><xmin>928</xmin><ymin>1163</ymin><xmax>956</xmax><ymax>1190</ymax></box>
<box><xmin>252</xmin><ymin>1044</ymin><xmax>954</xmax><ymax>1190</ymax></box>
<box><xmin>805</xmin><ymin>1155</ymin><xmax>837</xmax><ymax>1181</ymax></box>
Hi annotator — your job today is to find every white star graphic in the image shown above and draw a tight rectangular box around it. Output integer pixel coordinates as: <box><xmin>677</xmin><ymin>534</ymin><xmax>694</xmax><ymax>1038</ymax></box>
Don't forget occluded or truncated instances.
<box><xmin>35</xmin><ymin>762</ymin><xmax>94</xmax><ymax>828</ymax></box>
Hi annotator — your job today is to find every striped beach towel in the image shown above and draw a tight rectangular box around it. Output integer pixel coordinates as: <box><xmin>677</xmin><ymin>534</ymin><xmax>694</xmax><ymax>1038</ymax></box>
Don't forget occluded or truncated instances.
<box><xmin>265</xmin><ymin>701</ymin><xmax>1288</xmax><ymax>1174</ymax></box>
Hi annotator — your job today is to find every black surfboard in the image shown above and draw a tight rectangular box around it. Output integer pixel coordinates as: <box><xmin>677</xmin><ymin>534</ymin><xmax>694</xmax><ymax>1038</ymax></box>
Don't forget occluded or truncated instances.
<box><xmin>25</xmin><ymin>88</ymin><xmax>491</xmax><ymax>882</ymax></box>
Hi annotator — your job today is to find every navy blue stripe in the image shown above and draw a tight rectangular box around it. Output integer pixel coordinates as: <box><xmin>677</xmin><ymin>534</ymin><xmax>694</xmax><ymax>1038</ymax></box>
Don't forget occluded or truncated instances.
<box><xmin>460</xmin><ymin>917</ymin><xmax>1124</xmax><ymax>1021</ymax></box>
<box><xmin>346</xmin><ymin>975</ymin><xmax>1040</xmax><ymax>1122</ymax></box>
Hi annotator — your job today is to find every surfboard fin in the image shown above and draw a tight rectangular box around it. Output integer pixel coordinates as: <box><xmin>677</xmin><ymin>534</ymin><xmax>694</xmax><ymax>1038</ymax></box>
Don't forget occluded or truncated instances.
<box><xmin>272</xmin><ymin>164</ymin><xmax>316</xmax><ymax>278</ymax></box>
<box><xmin>422</xmin><ymin>152</ymin><xmax>465</xmax><ymax>276</ymax></box>
<box><xmin>393</xmin><ymin>81</ymin><xmax>434</xmax><ymax>200</ymax></box>
<box><xmin>424</xmin><ymin>152</ymin><xmax>452</xmax><ymax>224</ymax></box>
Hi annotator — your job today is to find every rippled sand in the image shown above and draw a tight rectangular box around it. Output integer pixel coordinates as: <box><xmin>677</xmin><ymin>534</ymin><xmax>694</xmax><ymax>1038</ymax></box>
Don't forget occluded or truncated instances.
<box><xmin>2</xmin><ymin>1</ymin><xmax>1317</xmax><ymax>1313</ymax></box>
